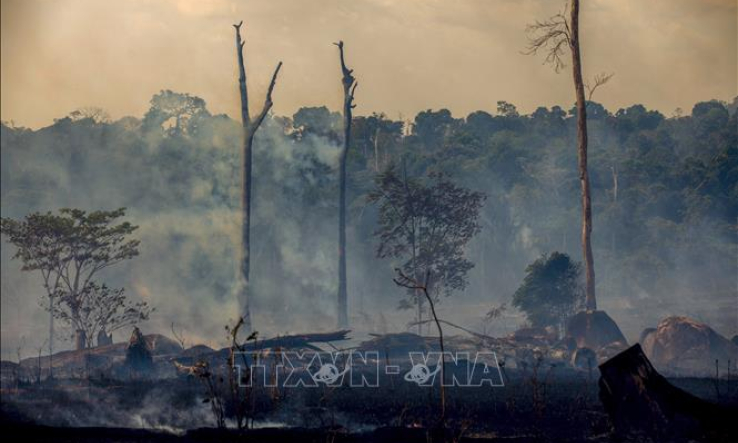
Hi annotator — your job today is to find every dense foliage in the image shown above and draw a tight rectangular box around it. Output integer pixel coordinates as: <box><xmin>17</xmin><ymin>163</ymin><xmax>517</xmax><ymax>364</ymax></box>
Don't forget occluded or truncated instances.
<box><xmin>1</xmin><ymin>92</ymin><xmax>736</xmax><ymax>336</ymax></box>
<box><xmin>512</xmin><ymin>252</ymin><xmax>583</xmax><ymax>332</ymax></box>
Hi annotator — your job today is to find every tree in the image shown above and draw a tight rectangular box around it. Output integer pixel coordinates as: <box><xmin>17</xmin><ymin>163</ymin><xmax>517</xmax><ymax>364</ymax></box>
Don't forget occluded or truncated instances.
<box><xmin>68</xmin><ymin>107</ymin><xmax>111</xmax><ymax>124</ymax></box>
<box><xmin>142</xmin><ymin>90</ymin><xmax>210</xmax><ymax>136</ymax></box>
<box><xmin>232</xmin><ymin>21</ymin><xmax>283</xmax><ymax>332</ymax></box>
<box><xmin>1</xmin><ymin>208</ymin><xmax>145</xmax><ymax>350</ymax></box>
<box><xmin>393</xmin><ymin>269</ymin><xmax>446</xmax><ymax>423</ymax></box>
<box><xmin>526</xmin><ymin>0</ymin><xmax>597</xmax><ymax>310</ymax></box>
<box><xmin>496</xmin><ymin>101</ymin><xmax>520</xmax><ymax>118</ymax></box>
<box><xmin>352</xmin><ymin>113</ymin><xmax>403</xmax><ymax>172</ymax></box>
<box><xmin>53</xmin><ymin>281</ymin><xmax>151</xmax><ymax>350</ymax></box>
<box><xmin>369</xmin><ymin>166</ymin><xmax>485</xmax><ymax>332</ymax></box>
<box><xmin>334</xmin><ymin>41</ymin><xmax>358</xmax><ymax>328</ymax></box>
<box><xmin>412</xmin><ymin>109</ymin><xmax>457</xmax><ymax>150</ymax></box>
<box><xmin>292</xmin><ymin>106</ymin><xmax>341</xmax><ymax>140</ymax></box>
<box><xmin>512</xmin><ymin>252</ymin><xmax>584</xmax><ymax>334</ymax></box>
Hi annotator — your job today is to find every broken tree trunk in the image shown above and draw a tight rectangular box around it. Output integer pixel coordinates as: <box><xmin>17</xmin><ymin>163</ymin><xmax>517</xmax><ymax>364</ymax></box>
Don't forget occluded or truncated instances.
<box><xmin>599</xmin><ymin>344</ymin><xmax>736</xmax><ymax>441</ymax></box>
<box><xmin>233</xmin><ymin>21</ymin><xmax>283</xmax><ymax>332</ymax></box>
<box><xmin>334</xmin><ymin>41</ymin><xmax>357</xmax><ymax>329</ymax></box>
<box><xmin>240</xmin><ymin>330</ymin><xmax>351</xmax><ymax>351</ymax></box>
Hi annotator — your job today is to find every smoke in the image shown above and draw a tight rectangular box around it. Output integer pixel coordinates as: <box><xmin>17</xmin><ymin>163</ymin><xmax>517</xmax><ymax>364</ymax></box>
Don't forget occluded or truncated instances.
<box><xmin>2</xmin><ymin>97</ymin><xmax>737</xmax><ymax>361</ymax></box>
<box><xmin>0</xmin><ymin>105</ymin><xmax>396</xmax><ymax>360</ymax></box>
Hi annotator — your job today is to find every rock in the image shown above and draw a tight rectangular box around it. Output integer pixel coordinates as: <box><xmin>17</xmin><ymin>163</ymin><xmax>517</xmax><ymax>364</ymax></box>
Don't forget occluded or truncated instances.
<box><xmin>566</xmin><ymin>310</ymin><xmax>627</xmax><ymax>351</ymax></box>
<box><xmin>640</xmin><ymin>316</ymin><xmax>738</xmax><ymax>376</ymax></box>
<box><xmin>639</xmin><ymin>327</ymin><xmax>656</xmax><ymax>344</ymax></box>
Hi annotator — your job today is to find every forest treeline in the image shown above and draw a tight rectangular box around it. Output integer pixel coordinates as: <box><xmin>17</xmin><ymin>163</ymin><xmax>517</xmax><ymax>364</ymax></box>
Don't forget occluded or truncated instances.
<box><xmin>1</xmin><ymin>93</ymin><xmax>736</xmax><ymax>337</ymax></box>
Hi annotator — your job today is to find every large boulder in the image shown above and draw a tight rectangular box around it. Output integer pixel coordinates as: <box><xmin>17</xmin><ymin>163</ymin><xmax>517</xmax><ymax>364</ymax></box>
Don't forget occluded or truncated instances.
<box><xmin>566</xmin><ymin>310</ymin><xmax>627</xmax><ymax>351</ymax></box>
<box><xmin>640</xmin><ymin>316</ymin><xmax>738</xmax><ymax>376</ymax></box>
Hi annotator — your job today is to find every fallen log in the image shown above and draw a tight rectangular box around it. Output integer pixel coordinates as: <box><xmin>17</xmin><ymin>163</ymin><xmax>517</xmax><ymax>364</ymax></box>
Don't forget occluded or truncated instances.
<box><xmin>240</xmin><ymin>330</ymin><xmax>351</xmax><ymax>351</ymax></box>
<box><xmin>598</xmin><ymin>343</ymin><xmax>737</xmax><ymax>441</ymax></box>
<box><xmin>407</xmin><ymin>319</ymin><xmax>497</xmax><ymax>342</ymax></box>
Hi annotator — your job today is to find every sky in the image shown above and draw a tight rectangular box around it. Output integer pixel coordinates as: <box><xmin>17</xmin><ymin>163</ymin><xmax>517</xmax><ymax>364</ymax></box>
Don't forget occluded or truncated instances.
<box><xmin>1</xmin><ymin>0</ymin><xmax>736</xmax><ymax>129</ymax></box>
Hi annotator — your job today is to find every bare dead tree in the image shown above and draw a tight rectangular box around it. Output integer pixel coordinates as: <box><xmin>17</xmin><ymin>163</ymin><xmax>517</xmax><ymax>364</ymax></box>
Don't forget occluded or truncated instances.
<box><xmin>393</xmin><ymin>269</ymin><xmax>446</xmax><ymax>423</ymax></box>
<box><xmin>334</xmin><ymin>41</ymin><xmax>357</xmax><ymax>328</ymax></box>
<box><xmin>586</xmin><ymin>72</ymin><xmax>614</xmax><ymax>101</ymax></box>
<box><xmin>526</xmin><ymin>0</ymin><xmax>597</xmax><ymax>310</ymax></box>
<box><xmin>233</xmin><ymin>21</ymin><xmax>283</xmax><ymax>331</ymax></box>
<box><xmin>171</xmin><ymin>322</ymin><xmax>187</xmax><ymax>349</ymax></box>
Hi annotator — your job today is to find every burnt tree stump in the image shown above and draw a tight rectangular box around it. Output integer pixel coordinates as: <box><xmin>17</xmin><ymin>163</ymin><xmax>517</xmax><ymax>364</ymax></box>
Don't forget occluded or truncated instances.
<box><xmin>126</xmin><ymin>327</ymin><xmax>153</xmax><ymax>374</ymax></box>
<box><xmin>598</xmin><ymin>344</ymin><xmax>736</xmax><ymax>441</ymax></box>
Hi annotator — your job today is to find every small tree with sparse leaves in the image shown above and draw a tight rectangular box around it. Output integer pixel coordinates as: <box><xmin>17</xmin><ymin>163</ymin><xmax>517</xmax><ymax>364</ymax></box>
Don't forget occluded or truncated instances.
<box><xmin>1</xmin><ymin>208</ymin><xmax>150</xmax><ymax>351</ymax></box>
<box><xmin>369</xmin><ymin>166</ymin><xmax>485</xmax><ymax>332</ymax></box>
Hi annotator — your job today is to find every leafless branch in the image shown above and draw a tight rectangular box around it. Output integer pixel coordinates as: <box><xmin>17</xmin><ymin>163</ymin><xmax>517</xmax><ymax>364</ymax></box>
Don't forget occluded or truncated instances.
<box><xmin>524</xmin><ymin>9</ymin><xmax>571</xmax><ymax>72</ymax></box>
<box><xmin>251</xmin><ymin>61</ymin><xmax>283</xmax><ymax>130</ymax></box>
<box><xmin>586</xmin><ymin>72</ymin><xmax>614</xmax><ymax>101</ymax></box>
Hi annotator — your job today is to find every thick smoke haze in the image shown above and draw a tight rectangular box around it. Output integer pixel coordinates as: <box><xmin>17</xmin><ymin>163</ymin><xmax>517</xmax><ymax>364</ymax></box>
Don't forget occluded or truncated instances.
<box><xmin>1</xmin><ymin>0</ymin><xmax>737</xmax><ymax>362</ymax></box>
<box><xmin>1</xmin><ymin>0</ymin><xmax>736</xmax><ymax>129</ymax></box>
<box><xmin>2</xmin><ymin>94</ymin><xmax>736</xmax><ymax>361</ymax></box>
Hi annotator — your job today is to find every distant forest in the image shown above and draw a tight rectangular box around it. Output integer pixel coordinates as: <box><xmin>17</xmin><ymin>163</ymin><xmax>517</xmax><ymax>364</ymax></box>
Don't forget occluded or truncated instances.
<box><xmin>2</xmin><ymin>94</ymin><xmax>736</xmax><ymax>339</ymax></box>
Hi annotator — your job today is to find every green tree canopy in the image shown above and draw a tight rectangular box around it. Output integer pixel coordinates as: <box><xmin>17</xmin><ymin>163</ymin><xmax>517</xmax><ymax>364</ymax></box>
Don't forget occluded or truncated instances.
<box><xmin>512</xmin><ymin>252</ymin><xmax>584</xmax><ymax>332</ymax></box>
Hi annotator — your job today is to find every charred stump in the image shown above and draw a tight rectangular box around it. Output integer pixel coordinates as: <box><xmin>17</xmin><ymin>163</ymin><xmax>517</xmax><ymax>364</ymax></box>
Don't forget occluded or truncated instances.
<box><xmin>74</xmin><ymin>329</ymin><xmax>87</xmax><ymax>350</ymax></box>
<box><xmin>97</xmin><ymin>330</ymin><xmax>113</xmax><ymax>347</ymax></box>
<box><xmin>598</xmin><ymin>344</ymin><xmax>737</xmax><ymax>441</ymax></box>
<box><xmin>125</xmin><ymin>327</ymin><xmax>153</xmax><ymax>373</ymax></box>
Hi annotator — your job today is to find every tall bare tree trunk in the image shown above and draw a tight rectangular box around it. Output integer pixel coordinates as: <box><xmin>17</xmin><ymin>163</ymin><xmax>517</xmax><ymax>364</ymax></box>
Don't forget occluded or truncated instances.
<box><xmin>233</xmin><ymin>22</ymin><xmax>283</xmax><ymax>331</ymax></box>
<box><xmin>335</xmin><ymin>41</ymin><xmax>357</xmax><ymax>329</ymax></box>
<box><xmin>569</xmin><ymin>0</ymin><xmax>596</xmax><ymax>311</ymax></box>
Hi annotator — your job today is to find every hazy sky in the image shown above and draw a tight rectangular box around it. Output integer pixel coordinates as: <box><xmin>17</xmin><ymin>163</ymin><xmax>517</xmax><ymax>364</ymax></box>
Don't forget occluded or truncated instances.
<box><xmin>1</xmin><ymin>0</ymin><xmax>736</xmax><ymax>128</ymax></box>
